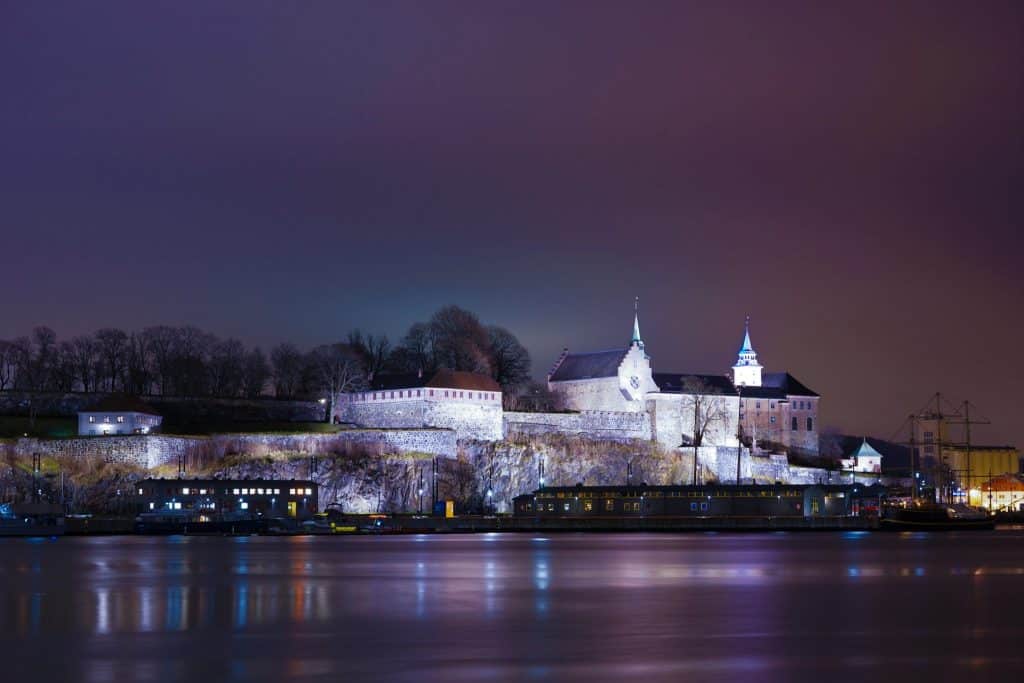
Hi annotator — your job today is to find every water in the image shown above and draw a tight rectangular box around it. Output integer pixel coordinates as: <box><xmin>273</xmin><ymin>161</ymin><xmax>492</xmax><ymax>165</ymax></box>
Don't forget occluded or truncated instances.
<box><xmin>2</xmin><ymin>532</ymin><xmax>1024</xmax><ymax>681</ymax></box>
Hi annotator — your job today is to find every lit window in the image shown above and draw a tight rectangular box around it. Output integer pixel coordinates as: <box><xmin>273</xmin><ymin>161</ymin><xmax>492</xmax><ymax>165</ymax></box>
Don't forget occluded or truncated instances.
<box><xmin>258</xmin><ymin>488</ymin><xmax>265</xmax><ymax>495</ymax></box>
<box><xmin>770</xmin><ymin>416</ymin><xmax>776</xmax><ymax>423</ymax></box>
<box><xmin>605</xmin><ymin>499</ymin><xmax>614</xmax><ymax>511</ymax></box>
<box><xmin>700</xmin><ymin>502</ymin><xmax>709</xmax><ymax>511</ymax></box>
<box><xmin>305</xmin><ymin>488</ymin><xmax>312</xmax><ymax>495</ymax></box>
<box><xmin>117</xmin><ymin>415</ymin><xmax>125</xmax><ymax>423</ymax></box>
<box><xmin>289</xmin><ymin>488</ymin><xmax>295</xmax><ymax>495</ymax></box>
<box><xmin>274</xmin><ymin>489</ymin><xmax>280</xmax><ymax>495</ymax></box>
<box><xmin>173</xmin><ymin>502</ymin><xmax>182</xmax><ymax>510</ymax></box>
<box><xmin>584</xmin><ymin>501</ymin><xmax>593</xmax><ymax>512</ymax></box>
<box><xmin>233</xmin><ymin>488</ymin><xmax>240</xmax><ymax>495</ymax></box>
<box><xmin>104</xmin><ymin>416</ymin><xmax>111</xmax><ymax>423</ymax></box>
<box><xmin>148</xmin><ymin>502</ymin><xmax>154</xmax><ymax>510</ymax></box>
<box><xmin>690</xmin><ymin>502</ymin><xmax>698</xmax><ymax>511</ymax></box>
<box><xmin>240</xmin><ymin>502</ymin><xmax>249</xmax><ymax>510</ymax></box>
<box><xmin>563</xmin><ymin>502</ymin><xmax>570</xmax><ymax>512</ymax></box>
<box><xmin>181</xmin><ymin>487</ymin><xmax>189</xmax><ymax>495</ymax></box>
<box><xmin>88</xmin><ymin>416</ymin><xmax>95</xmax><ymax>423</ymax></box>
<box><xmin>137</xmin><ymin>488</ymin><xmax>143</xmax><ymax>495</ymax></box>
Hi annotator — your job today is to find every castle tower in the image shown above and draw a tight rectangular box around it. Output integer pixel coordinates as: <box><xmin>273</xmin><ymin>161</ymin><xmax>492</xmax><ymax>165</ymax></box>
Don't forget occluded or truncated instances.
<box><xmin>631</xmin><ymin>296</ymin><xmax>644</xmax><ymax>350</ymax></box>
<box><xmin>732</xmin><ymin>316</ymin><xmax>762</xmax><ymax>387</ymax></box>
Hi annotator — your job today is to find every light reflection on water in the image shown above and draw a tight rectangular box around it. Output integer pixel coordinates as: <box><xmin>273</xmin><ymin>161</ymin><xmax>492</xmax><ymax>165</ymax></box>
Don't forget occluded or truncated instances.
<box><xmin>2</xmin><ymin>532</ymin><xmax>1024</xmax><ymax>681</ymax></box>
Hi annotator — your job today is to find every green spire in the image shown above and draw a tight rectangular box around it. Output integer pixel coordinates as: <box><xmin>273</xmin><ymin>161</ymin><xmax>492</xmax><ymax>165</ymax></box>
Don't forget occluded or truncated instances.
<box><xmin>632</xmin><ymin>297</ymin><xmax>642</xmax><ymax>346</ymax></box>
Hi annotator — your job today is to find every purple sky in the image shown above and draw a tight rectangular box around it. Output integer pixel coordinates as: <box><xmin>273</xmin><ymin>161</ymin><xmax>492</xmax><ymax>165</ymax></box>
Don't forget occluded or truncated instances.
<box><xmin>2</xmin><ymin>2</ymin><xmax>1022</xmax><ymax>445</ymax></box>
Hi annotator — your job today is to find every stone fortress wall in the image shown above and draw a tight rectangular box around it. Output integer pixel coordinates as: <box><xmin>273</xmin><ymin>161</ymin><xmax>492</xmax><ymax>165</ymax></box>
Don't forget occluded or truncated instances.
<box><xmin>503</xmin><ymin>410</ymin><xmax>651</xmax><ymax>441</ymax></box>
<box><xmin>9</xmin><ymin>429</ymin><xmax>457</xmax><ymax>470</ymax></box>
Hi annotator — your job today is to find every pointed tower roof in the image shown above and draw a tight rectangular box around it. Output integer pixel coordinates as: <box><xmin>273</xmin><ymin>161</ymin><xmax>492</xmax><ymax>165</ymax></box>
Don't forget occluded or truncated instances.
<box><xmin>631</xmin><ymin>296</ymin><xmax>643</xmax><ymax>348</ymax></box>
<box><xmin>738</xmin><ymin>315</ymin><xmax>755</xmax><ymax>354</ymax></box>
<box><xmin>852</xmin><ymin>438</ymin><xmax>884</xmax><ymax>460</ymax></box>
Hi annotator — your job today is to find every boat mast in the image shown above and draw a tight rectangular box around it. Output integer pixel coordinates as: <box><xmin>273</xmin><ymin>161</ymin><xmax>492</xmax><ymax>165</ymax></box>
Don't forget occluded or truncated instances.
<box><xmin>908</xmin><ymin>413</ymin><xmax>916</xmax><ymax>503</ymax></box>
<box><xmin>963</xmin><ymin>400</ymin><xmax>972</xmax><ymax>505</ymax></box>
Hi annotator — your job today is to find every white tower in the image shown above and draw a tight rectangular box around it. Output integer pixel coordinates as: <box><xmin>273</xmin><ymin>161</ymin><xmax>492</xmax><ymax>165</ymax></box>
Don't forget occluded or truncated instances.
<box><xmin>732</xmin><ymin>316</ymin><xmax>762</xmax><ymax>387</ymax></box>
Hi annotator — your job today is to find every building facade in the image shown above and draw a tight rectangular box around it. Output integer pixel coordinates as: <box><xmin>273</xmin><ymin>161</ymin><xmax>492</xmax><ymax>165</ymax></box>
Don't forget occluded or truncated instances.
<box><xmin>135</xmin><ymin>478</ymin><xmax>318</xmax><ymax>518</ymax></box>
<box><xmin>78</xmin><ymin>396</ymin><xmax>162</xmax><ymax>436</ymax></box>
<box><xmin>546</xmin><ymin>310</ymin><xmax>819</xmax><ymax>455</ymax></box>
<box><xmin>513</xmin><ymin>484</ymin><xmax>870</xmax><ymax>518</ymax></box>
<box><xmin>336</xmin><ymin>369</ymin><xmax>503</xmax><ymax>441</ymax></box>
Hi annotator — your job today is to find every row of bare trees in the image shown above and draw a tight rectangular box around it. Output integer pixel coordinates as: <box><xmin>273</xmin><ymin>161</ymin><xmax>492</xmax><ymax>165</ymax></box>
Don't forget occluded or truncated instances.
<box><xmin>0</xmin><ymin>305</ymin><xmax>533</xmax><ymax>403</ymax></box>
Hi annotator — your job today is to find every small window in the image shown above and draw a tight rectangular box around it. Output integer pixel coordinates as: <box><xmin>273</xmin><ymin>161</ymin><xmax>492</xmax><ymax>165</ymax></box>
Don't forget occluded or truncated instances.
<box><xmin>88</xmin><ymin>416</ymin><xmax>95</xmax><ymax>423</ymax></box>
<box><xmin>605</xmin><ymin>499</ymin><xmax>614</xmax><ymax>511</ymax></box>
<box><xmin>756</xmin><ymin>402</ymin><xmax>761</xmax><ymax>409</ymax></box>
<box><xmin>563</xmin><ymin>502</ymin><xmax>570</xmax><ymax>512</ymax></box>
<box><xmin>690</xmin><ymin>502</ymin><xmax>698</xmax><ymax>511</ymax></box>
<box><xmin>700</xmin><ymin>502</ymin><xmax>709</xmax><ymax>511</ymax></box>
<box><xmin>770</xmin><ymin>402</ymin><xmax>775</xmax><ymax>410</ymax></box>
<box><xmin>547</xmin><ymin>503</ymin><xmax>554</xmax><ymax>511</ymax></box>
<box><xmin>116</xmin><ymin>415</ymin><xmax>125</xmax><ymax>423</ymax></box>
<box><xmin>807</xmin><ymin>417</ymin><xmax>813</xmax><ymax>431</ymax></box>
<box><xmin>104</xmin><ymin>416</ymin><xmax>111</xmax><ymax>423</ymax></box>
<box><xmin>305</xmin><ymin>488</ymin><xmax>312</xmax><ymax>496</ymax></box>
<box><xmin>792</xmin><ymin>417</ymin><xmax>798</xmax><ymax>431</ymax></box>
<box><xmin>583</xmin><ymin>501</ymin><xmax>593</xmax><ymax>512</ymax></box>
<box><xmin>181</xmin><ymin>487</ymin><xmax>189</xmax><ymax>495</ymax></box>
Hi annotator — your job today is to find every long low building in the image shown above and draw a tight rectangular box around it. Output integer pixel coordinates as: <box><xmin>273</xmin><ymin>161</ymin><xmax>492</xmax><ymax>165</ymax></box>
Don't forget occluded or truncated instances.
<box><xmin>514</xmin><ymin>483</ymin><xmax>884</xmax><ymax>518</ymax></box>
<box><xmin>135</xmin><ymin>478</ymin><xmax>318</xmax><ymax>518</ymax></box>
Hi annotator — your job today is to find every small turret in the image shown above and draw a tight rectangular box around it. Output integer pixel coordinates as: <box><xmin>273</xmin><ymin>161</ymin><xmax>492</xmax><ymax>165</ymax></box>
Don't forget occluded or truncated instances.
<box><xmin>732</xmin><ymin>316</ymin><xmax>762</xmax><ymax>387</ymax></box>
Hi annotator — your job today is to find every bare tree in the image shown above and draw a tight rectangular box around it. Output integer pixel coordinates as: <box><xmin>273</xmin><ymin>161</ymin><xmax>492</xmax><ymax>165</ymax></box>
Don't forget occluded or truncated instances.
<box><xmin>271</xmin><ymin>343</ymin><xmax>304</xmax><ymax>398</ymax></box>
<box><xmin>0</xmin><ymin>340</ymin><xmax>18</xmax><ymax>391</ymax></box>
<box><xmin>241</xmin><ymin>347</ymin><xmax>270</xmax><ymax>398</ymax></box>
<box><xmin>208</xmin><ymin>338</ymin><xmax>246</xmax><ymax>397</ymax></box>
<box><xmin>69</xmin><ymin>335</ymin><xmax>99</xmax><ymax>393</ymax></box>
<box><xmin>487</xmin><ymin>325</ymin><xmax>531</xmax><ymax>389</ymax></box>
<box><xmin>308</xmin><ymin>343</ymin><xmax>366</xmax><ymax>422</ymax></box>
<box><xmin>679</xmin><ymin>377</ymin><xmax>732</xmax><ymax>484</ymax></box>
<box><xmin>141</xmin><ymin>326</ymin><xmax>178</xmax><ymax>395</ymax></box>
<box><xmin>386</xmin><ymin>322</ymin><xmax>433</xmax><ymax>373</ymax></box>
<box><xmin>94</xmin><ymin>328</ymin><xmax>129</xmax><ymax>392</ymax></box>
<box><xmin>428</xmin><ymin>305</ymin><xmax>492</xmax><ymax>374</ymax></box>
<box><xmin>346</xmin><ymin>330</ymin><xmax>391</xmax><ymax>377</ymax></box>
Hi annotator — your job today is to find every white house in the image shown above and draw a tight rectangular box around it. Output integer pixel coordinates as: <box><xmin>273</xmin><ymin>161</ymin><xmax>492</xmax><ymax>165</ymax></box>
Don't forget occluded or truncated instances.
<box><xmin>842</xmin><ymin>438</ymin><xmax>883</xmax><ymax>474</ymax></box>
<box><xmin>78</xmin><ymin>396</ymin><xmax>163</xmax><ymax>436</ymax></box>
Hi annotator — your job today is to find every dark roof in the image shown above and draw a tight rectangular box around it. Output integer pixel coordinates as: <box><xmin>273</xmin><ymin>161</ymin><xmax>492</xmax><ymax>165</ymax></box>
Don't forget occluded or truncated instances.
<box><xmin>367</xmin><ymin>369</ymin><xmax>501</xmax><ymax>392</ymax></box>
<box><xmin>736</xmin><ymin>386</ymin><xmax>787</xmax><ymax>399</ymax></box>
<box><xmin>654</xmin><ymin>373</ymin><xmax>736</xmax><ymax>395</ymax></box>
<box><xmin>548</xmin><ymin>348</ymin><xmax>628</xmax><ymax>382</ymax></box>
<box><xmin>762</xmin><ymin>372</ymin><xmax>819</xmax><ymax>397</ymax></box>
<box><xmin>82</xmin><ymin>395</ymin><xmax>160</xmax><ymax>415</ymax></box>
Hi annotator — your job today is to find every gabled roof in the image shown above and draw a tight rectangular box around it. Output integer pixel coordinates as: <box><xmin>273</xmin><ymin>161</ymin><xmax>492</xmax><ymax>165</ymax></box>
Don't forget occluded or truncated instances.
<box><xmin>851</xmin><ymin>438</ymin><xmax>883</xmax><ymax>460</ymax></box>
<box><xmin>82</xmin><ymin>395</ymin><xmax>160</xmax><ymax>415</ymax></box>
<box><xmin>654</xmin><ymin>373</ymin><xmax>736</xmax><ymax>395</ymax></box>
<box><xmin>548</xmin><ymin>348</ymin><xmax>628</xmax><ymax>382</ymax></box>
<box><xmin>368</xmin><ymin>369</ymin><xmax>500</xmax><ymax>392</ymax></box>
<box><xmin>762</xmin><ymin>372</ymin><xmax>819</xmax><ymax>397</ymax></box>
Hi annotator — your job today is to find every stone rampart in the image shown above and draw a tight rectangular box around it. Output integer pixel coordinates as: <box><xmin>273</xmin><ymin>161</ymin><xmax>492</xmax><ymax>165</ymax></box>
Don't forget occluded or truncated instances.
<box><xmin>12</xmin><ymin>429</ymin><xmax>458</xmax><ymax>470</ymax></box>
<box><xmin>503</xmin><ymin>411</ymin><xmax>651</xmax><ymax>441</ymax></box>
<box><xmin>342</xmin><ymin>399</ymin><xmax>502</xmax><ymax>441</ymax></box>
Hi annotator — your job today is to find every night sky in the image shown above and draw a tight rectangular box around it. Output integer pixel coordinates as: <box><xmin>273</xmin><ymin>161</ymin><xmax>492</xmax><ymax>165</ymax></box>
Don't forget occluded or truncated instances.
<box><xmin>2</xmin><ymin>2</ymin><xmax>1022</xmax><ymax>445</ymax></box>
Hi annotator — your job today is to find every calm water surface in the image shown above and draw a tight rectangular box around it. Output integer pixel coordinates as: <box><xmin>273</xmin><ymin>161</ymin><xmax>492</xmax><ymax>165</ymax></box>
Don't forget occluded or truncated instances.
<box><xmin>2</xmin><ymin>531</ymin><xmax>1024</xmax><ymax>681</ymax></box>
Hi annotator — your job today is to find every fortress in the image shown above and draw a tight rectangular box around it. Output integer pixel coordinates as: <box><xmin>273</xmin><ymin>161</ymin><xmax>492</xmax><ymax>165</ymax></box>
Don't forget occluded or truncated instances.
<box><xmin>335</xmin><ymin>306</ymin><xmax>822</xmax><ymax>459</ymax></box>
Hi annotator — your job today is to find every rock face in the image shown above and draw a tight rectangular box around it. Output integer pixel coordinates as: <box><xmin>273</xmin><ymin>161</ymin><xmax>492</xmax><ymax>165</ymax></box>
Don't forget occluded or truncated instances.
<box><xmin>1</xmin><ymin>432</ymin><xmax>852</xmax><ymax>515</ymax></box>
